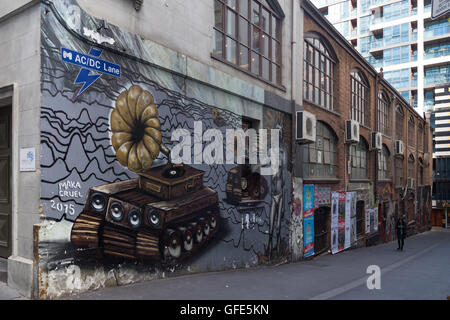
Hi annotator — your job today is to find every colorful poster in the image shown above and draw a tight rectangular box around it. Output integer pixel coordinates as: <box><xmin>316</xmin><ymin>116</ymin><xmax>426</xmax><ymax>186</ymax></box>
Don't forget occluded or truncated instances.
<box><xmin>303</xmin><ymin>185</ymin><xmax>315</xmax><ymax>257</ymax></box>
<box><xmin>338</xmin><ymin>191</ymin><xmax>346</xmax><ymax>252</ymax></box>
<box><xmin>350</xmin><ymin>192</ymin><xmax>357</xmax><ymax>244</ymax></box>
<box><xmin>314</xmin><ymin>186</ymin><xmax>331</xmax><ymax>208</ymax></box>
<box><xmin>344</xmin><ymin>192</ymin><xmax>352</xmax><ymax>249</ymax></box>
<box><xmin>331</xmin><ymin>192</ymin><xmax>339</xmax><ymax>254</ymax></box>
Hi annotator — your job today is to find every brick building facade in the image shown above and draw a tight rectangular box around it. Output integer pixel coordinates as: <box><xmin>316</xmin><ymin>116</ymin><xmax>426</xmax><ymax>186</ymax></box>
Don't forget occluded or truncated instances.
<box><xmin>300</xmin><ymin>1</ymin><xmax>433</xmax><ymax>253</ymax></box>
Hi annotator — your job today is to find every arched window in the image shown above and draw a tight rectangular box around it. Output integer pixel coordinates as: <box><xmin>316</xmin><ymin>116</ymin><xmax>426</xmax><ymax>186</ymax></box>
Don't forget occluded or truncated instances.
<box><xmin>303</xmin><ymin>34</ymin><xmax>336</xmax><ymax>110</ymax></box>
<box><xmin>378</xmin><ymin>144</ymin><xmax>390</xmax><ymax>180</ymax></box>
<box><xmin>213</xmin><ymin>0</ymin><xmax>283</xmax><ymax>84</ymax></box>
<box><xmin>408</xmin><ymin>154</ymin><xmax>415</xmax><ymax>180</ymax></box>
<box><xmin>395</xmin><ymin>157</ymin><xmax>404</xmax><ymax>187</ymax></box>
<box><xmin>302</xmin><ymin>121</ymin><xmax>337</xmax><ymax>178</ymax></box>
<box><xmin>350</xmin><ymin>70</ymin><xmax>369</xmax><ymax>126</ymax></box>
<box><xmin>396</xmin><ymin>105</ymin><xmax>404</xmax><ymax>140</ymax></box>
<box><xmin>417</xmin><ymin>123</ymin><xmax>424</xmax><ymax>151</ymax></box>
<box><xmin>408</xmin><ymin>116</ymin><xmax>415</xmax><ymax>146</ymax></box>
<box><xmin>350</xmin><ymin>137</ymin><xmax>368</xmax><ymax>180</ymax></box>
<box><xmin>377</xmin><ymin>91</ymin><xmax>390</xmax><ymax>136</ymax></box>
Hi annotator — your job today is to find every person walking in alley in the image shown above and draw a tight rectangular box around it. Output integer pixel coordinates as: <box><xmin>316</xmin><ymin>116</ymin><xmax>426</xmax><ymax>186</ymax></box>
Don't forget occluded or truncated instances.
<box><xmin>396</xmin><ymin>215</ymin><xmax>407</xmax><ymax>251</ymax></box>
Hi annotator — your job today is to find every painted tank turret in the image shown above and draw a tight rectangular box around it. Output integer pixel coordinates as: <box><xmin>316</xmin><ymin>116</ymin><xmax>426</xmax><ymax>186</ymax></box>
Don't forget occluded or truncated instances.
<box><xmin>70</xmin><ymin>86</ymin><xmax>220</xmax><ymax>264</ymax></box>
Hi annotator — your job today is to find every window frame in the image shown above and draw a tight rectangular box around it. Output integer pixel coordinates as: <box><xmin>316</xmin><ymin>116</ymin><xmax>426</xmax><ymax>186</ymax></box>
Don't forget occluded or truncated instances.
<box><xmin>377</xmin><ymin>91</ymin><xmax>390</xmax><ymax>136</ymax></box>
<box><xmin>408</xmin><ymin>153</ymin><xmax>415</xmax><ymax>179</ymax></box>
<box><xmin>417</xmin><ymin>123</ymin><xmax>424</xmax><ymax>151</ymax></box>
<box><xmin>378</xmin><ymin>144</ymin><xmax>390</xmax><ymax>180</ymax></box>
<box><xmin>350</xmin><ymin>69</ymin><xmax>369</xmax><ymax>126</ymax></box>
<box><xmin>349</xmin><ymin>136</ymin><xmax>369</xmax><ymax>180</ymax></box>
<box><xmin>303</xmin><ymin>34</ymin><xmax>337</xmax><ymax>111</ymax></box>
<box><xmin>408</xmin><ymin>116</ymin><xmax>415</xmax><ymax>147</ymax></box>
<box><xmin>396</xmin><ymin>105</ymin><xmax>405</xmax><ymax>141</ymax></box>
<box><xmin>212</xmin><ymin>0</ymin><xmax>283</xmax><ymax>85</ymax></box>
<box><xmin>302</xmin><ymin>121</ymin><xmax>338</xmax><ymax>179</ymax></box>
<box><xmin>395</xmin><ymin>157</ymin><xmax>404</xmax><ymax>187</ymax></box>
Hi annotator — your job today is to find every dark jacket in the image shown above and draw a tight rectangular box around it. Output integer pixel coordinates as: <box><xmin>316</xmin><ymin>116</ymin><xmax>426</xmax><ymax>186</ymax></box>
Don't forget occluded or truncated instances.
<box><xmin>396</xmin><ymin>219</ymin><xmax>406</xmax><ymax>238</ymax></box>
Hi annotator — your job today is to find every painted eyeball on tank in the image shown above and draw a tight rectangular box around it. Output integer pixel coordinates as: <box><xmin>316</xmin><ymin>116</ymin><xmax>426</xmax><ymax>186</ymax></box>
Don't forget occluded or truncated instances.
<box><xmin>110</xmin><ymin>85</ymin><xmax>162</xmax><ymax>173</ymax></box>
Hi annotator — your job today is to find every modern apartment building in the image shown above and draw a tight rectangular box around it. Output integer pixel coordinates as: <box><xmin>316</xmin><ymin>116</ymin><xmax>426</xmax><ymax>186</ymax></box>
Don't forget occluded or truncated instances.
<box><xmin>310</xmin><ymin>0</ymin><xmax>450</xmax><ymax>116</ymax></box>
<box><xmin>431</xmin><ymin>83</ymin><xmax>450</xmax><ymax>228</ymax></box>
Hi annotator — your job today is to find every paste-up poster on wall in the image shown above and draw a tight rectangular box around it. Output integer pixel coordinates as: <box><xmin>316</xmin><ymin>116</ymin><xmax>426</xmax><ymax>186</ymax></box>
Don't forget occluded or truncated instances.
<box><xmin>373</xmin><ymin>208</ymin><xmax>378</xmax><ymax>232</ymax></box>
<box><xmin>331</xmin><ymin>192</ymin><xmax>339</xmax><ymax>254</ymax></box>
<box><xmin>350</xmin><ymin>192</ymin><xmax>357</xmax><ymax>244</ymax></box>
<box><xmin>303</xmin><ymin>185</ymin><xmax>315</xmax><ymax>257</ymax></box>
<box><xmin>344</xmin><ymin>192</ymin><xmax>352</xmax><ymax>249</ymax></box>
<box><xmin>366</xmin><ymin>208</ymin><xmax>372</xmax><ymax>234</ymax></box>
<box><xmin>314</xmin><ymin>185</ymin><xmax>331</xmax><ymax>208</ymax></box>
<box><xmin>338</xmin><ymin>191</ymin><xmax>346</xmax><ymax>252</ymax></box>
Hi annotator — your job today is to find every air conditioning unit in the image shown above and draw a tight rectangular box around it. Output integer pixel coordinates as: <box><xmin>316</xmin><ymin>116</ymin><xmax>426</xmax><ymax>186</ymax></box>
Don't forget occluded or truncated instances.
<box><xmin>295</xmin><ymin>111</ymin><xmax>316</xmax><ymax>144</ymax></box>
<box><xmin>407</xmin><ymin>178</ymin><xmax>415</xmax><ymax>189</ymax></box>
<box><xmin>371</xmin><ymin>132</ymin><xmax>382</xmax><ymax>150</ymax></box>
<box><xmin>345</xmin><ymin>120</ymin><xmax>360</xmax><ymax>143</ymax></box>
<box><xmin>395</xmin><ymin>140</ymin><xmax>405</xmax><ymax>156</ymax></box>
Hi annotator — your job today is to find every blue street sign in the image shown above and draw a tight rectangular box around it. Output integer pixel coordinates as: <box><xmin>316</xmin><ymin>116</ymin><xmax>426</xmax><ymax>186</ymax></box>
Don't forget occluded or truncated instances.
<box><xmin>61</xmin><ymin>47</ymin><xmax>120</xmax><ymax>77</ymax></box>
<box><xmin>61</xmin><ymin>47</ymin><xmax>121</xmax><ymax>98</ymax></box>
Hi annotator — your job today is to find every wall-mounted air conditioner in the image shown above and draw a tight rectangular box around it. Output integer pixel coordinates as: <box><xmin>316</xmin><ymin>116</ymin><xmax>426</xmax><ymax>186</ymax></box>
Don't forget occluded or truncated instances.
<box><xmin>371</xmin><ymin>132</ymin><xmax>382</xmax><ymax>150</ymax></box>
<box><xmin>296</xmin><ymin>111</ymin><xmax>316</xmax><ymax>144</ymax></box>
<box><xmin>395</xmin><ymin>140</ymin><xmax>405</xmax><ymax>156</ymax></box>
<box><xmin>345</xmin><ymin>120</ymin><xmax>359</xmax><ymax>143</ymax></box>
<box><xmin>407</xmin><ymin>178</ymin><xmax>415</xmax><ymax>189</ymax></box>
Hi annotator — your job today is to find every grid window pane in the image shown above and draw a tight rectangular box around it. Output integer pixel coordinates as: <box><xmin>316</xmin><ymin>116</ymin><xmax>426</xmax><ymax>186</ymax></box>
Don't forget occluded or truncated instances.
<box><xmin>304</xmin><ymin>37</ymin><xmax>335</xmax><ymax>111</ymax></box>
<box><xmin>226</xmin><ymin>37</ymin><xmax>237</xmax><ymax>64</ymax></box>
<box><xmin>213</xmin><ymin>30</ymin><xmax>224</xmax><ymax>56</ymax></box>
<box><xmin>302</xmin><ymin>122</ymin><xmax>337</xmax><ymax>178</ymax></box>
<box><xmin>212</xmin><ymin>0</ymin><xmax>281</xmax><ymax>85</ymax></box>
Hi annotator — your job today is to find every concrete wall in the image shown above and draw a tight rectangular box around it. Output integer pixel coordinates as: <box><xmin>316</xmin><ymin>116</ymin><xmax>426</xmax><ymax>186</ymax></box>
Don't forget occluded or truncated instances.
<box><xmin>0</xmin><ymin>2</ymin><xmax>41</xmax><ymax>298</ymax></box>
<box><xmin>76</xmin><ymin>0</ymin><xmax>296</xmax><ymax>102</ymax></box>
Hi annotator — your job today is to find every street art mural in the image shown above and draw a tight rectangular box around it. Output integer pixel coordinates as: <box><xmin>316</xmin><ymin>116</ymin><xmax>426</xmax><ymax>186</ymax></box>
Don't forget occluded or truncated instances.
<box><xmin>38</xmin><ymin>0</ymin><xmax>292</xmax><ymax>296</ymax></box>
<box><xmin>70</xmin><ymin>86</ymin><xmax>222</xmax><ymax>265</ymax></box>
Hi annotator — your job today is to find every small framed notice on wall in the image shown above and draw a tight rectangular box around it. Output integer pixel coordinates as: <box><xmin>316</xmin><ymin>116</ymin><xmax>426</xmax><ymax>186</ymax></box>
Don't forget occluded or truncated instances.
<box><xmin>20</xmin><ymin>147</ymin><xmax>36</xmax><ymax>172</ymax></box>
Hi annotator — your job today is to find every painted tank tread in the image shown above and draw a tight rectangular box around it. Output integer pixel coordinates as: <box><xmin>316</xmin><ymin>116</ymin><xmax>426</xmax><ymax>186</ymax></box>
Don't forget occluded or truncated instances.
<box><xmin>136</xmin><ymin>231</ymin><xmax>160</xmax><ymax>260</ymax></box>
<box><xmin>160</xmin><ymin>210</ymin><xmax>221</xmax><ymax>266</ymax></box>
<box><xmin>71</xmin><ymin>211</ymin><xmax>104</xmax><ymax>258</ymax></box>
<box><xmin>102</xmin><ymin>224</ymin><xmax>137</xmax><ymax>260</ymax></box>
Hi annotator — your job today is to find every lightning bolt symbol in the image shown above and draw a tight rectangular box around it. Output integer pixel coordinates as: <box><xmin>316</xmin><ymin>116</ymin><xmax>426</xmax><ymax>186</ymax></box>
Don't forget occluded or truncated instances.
<box><xmin>73</xmin><ymin>47</ymin><xmax>103</xmax><ymax>99</ymax></box>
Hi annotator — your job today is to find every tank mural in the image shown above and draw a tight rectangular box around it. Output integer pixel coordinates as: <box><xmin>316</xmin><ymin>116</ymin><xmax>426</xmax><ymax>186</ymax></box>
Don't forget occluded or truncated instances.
<box><xmin>38</xmin><ymin>0</ymin><xmax>292</xmax><ymax>297</ymax></box>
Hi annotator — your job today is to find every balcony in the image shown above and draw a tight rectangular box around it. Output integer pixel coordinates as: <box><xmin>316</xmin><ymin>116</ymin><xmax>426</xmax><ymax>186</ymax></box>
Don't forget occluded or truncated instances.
<box><xmin>425</xmin><ymin>75</ymin><xmax>450</xmax><ymax>86</ymax></box>
<box><xmin>424</xmin><ymin>48</ymin><xmax>450</xmax><ymax>60</ymax></box>
<box><xmin>424</xmin><ymin>23</ymin><xmax>450</xmax><ymax>40</ymax></box>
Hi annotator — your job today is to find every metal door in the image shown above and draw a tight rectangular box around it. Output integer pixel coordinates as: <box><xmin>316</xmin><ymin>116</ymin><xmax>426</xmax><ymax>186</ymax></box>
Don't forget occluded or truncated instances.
<box><xmin>0</xmin><ymin>106</ymin><xmax>11</xmax><ymax>258</ymax></box>
<box><xmin>314</xmin><ymin>206</ymin><xmax>330</xmax><ymax>255</ymax></box>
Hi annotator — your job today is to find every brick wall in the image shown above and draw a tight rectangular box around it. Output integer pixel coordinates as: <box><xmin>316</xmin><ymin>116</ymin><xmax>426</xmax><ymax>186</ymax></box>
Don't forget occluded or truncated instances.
<box><xmin>301</xmin><ymin>8</ymin><xmax>432</xmax><ymax>237</ymax></box>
